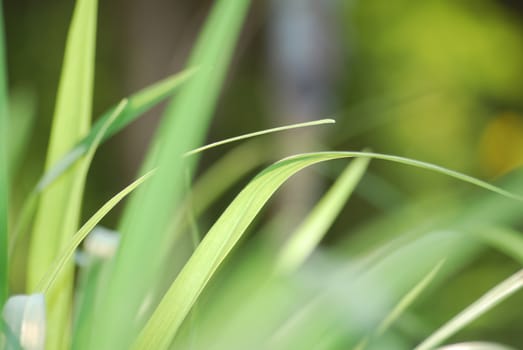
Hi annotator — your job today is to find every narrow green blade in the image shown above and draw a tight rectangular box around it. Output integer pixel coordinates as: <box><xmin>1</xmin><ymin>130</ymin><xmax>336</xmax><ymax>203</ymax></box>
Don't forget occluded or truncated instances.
<box><xmin>91</xmin><ymin>1</ymin><xmax>252</xmax><ymax>349</ymax></box>
<box><xmin>415</xmin><ymin>269</ymin><xmax>523</xmax><ymax>350</ymax></box>
<box><xmin>185</xmin><ymin>118</ymin><xmax>335</xmax><ymax>156</ymax></box>
<box><xmin>468</xmin><ymin>227</ymin><xmax>523</xmax><ymax>265</ymax></box>
<box><xmin>25</xmin><ymin>0</ymin><xmax>98</xmax><ymax>348</ymax></box>
<box><xmin>134</xmin><ymin>151</ymin><xmax>521</xmax><ymax>349</ymax></box>
<box><xmin>35</xmin><ymin>68</ymin><xmax>195</xmax><ymax>193</ymax></box>
<box><xmin>377</xmin><ymin>259</ymin><xmax>445</xmax><ymax>335</ymax></box>
<box><xmin>37</xmin><ymin>170</ymin><xmax>154</xmax><ymax>295</ymax></box>
<box><xmin>0</xmin><ymin>0</ymin><xmax>9</xmax><ymax>307</ymax></box>
<box><xmin>277</xmin><ymin>156</ymin><xmax>370</xmax><ymax>273</ymax></box>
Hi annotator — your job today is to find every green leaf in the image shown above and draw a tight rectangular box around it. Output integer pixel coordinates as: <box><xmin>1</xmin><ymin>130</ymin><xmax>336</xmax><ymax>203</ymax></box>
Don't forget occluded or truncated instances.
<box><xmin>25</xmin><ymin>0</ymin><xmax>98</xmax><ymax>348</ymax></box>
<box><xmin>37</xmin><ymin>170</ymin><xmax>154</xmax><ymax>295</ymax></box>
<box><xmin>377</xmin><ymin>259</ymin><xmax>445</xmax><ymax>335</ymax></box>
<box><xmin>8</xmin><ymin>87</ymin><xmax>36</xmax><ymax>176</ymax></box>
<box><xmin>467</xmin><ymin>227</ymin><xmax>523</xmax><ymax>265</ymax></box>
<box><xmin>34</xmin><ymin>68</ymin><xmax>195</xmax><ymax>192</ymax></box>
<box><xmin>134</xmin><ymin>151</ymin><xmax>521</xmax><ymax>350</ymax></box>
<box><xmin>185</xmin><ymin>118</ymin><xmax>335</xmax><ymax>156</ymax></box>
<box><xmin>91</xmin><ymin>1</ymin><xmax>252</xmax><ymax>348</ymax></box>
<box><xmin>277</xmin><ymin>156</ymin><xmax>370</xmax><ymax>273</ymax></box>
<box><xmin>415</xmin><ymin>269</ymin><xmax>523</xmax><ymax>350</ymax></box>
<box><xmin>436</xmin><ymin>342</ymin><xmax>517</xmax><ymax>350</ymax></box>
<box><xmin>10</xmin><ymin>70</ymin><xmax>194</xmax><ymax>256</ymax></box>
<box><xmin>0</xmin><ymin>0</ymin><xmax>9</xmax><ymax>307</ymax></box>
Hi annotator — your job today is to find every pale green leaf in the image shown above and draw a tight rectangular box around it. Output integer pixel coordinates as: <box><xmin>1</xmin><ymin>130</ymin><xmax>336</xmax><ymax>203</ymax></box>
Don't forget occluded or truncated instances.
<box><xmin>25</xmin><ymin>1</ymin><xmax>98</xmax><ymax>348</ymax></box>
<box><xmin>436</xmin><ymin>342</ymin><xmax>517</xmax><ymax>350</ymax></box>
<box><xmin>34</xmin><ymin>68</ymin><xmax>195</xmax><ymax>192</ymax></box>
<box><xmin>377</xmin><ymin>259</ymin><xmax>445</xmax><ymax>334</ymax></box>
<box><xmin>37</xmin><ymin>170</ymin><xmax>154</xmax><ymax>295</ymax></box>
<box><xmin>415</xmin><ymin>269</ymin><xmax>523</xmax><ymax>350</ymax></box>
<box><xmin>184</xmin><ymin>118</ymin><xmax>335</xmax><ymax>156</ymax></box>
<box><xmin>277</xmin><ymin>156</ymin><xmax>370</xmax><ymax>273</ymax></box>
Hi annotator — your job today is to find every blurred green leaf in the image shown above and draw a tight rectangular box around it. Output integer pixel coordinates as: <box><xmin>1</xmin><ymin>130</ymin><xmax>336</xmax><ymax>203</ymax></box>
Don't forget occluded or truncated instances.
<box><xmin>377</xmin><ymin>259</ymin><xmax>445</xmax><ymax>335</ymax></box>
<box><xmin>35</xmin><ymin>68</ymin><xmax>195</xmax><ymax>192</ymax></box>
<box><xmin>469</xmin><ymin>227</ymin><xmax>523</xmax><ymax>265</ymax></box>
<box><xmin>38</xmin><ymin>169</ymin><xmax>154</xmax><ymax>295</ymax></box>
<box><xmin>0</xmin><ymin>0</ymin><xmax>9</xmax><ymax>307</ymax></box>
<box><xmin>8</xmin><ymin>87</ymin><xmax>36</xmax><ymax>177</ymax></box>
<box><xmin>415</xmin><ymin>269</ymin><xmax>523</xmax><ymax>350</ymax></box>
<box><xmin>277</xmin><ymin>156</ymin><xmax>370</xmax><ymax>273</ymax></box>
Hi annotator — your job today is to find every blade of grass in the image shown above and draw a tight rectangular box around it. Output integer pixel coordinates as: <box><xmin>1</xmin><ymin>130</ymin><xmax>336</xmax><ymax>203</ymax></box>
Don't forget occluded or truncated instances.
<box><xmin>0</xmin><ymin>0</ymin><xmax>9</xmax><ymax>307</ymax></box>
<box><xmin>467</xmin><ymin>227</ymin><xmax>523</xmax><ymax>265</ymax></box>
<box><xmin>184</xmin><ymin>118</ymin><xmax>335</xmax><ymax>156</ymax></box>
<box><xmin>415</xmin><ymin>269</ymin><xmax>523</xmax><ymax>350</ymax></box>
<box><xmin>25</xmin><ymin>1</ymin><xmax>97</xmax><ymax>348</ymax></box>
<box><xmin>37</xmin><ymin>170</ymin><xmax>154</xmax><ymax>295</ymax></box>
<box><xmin>189</xmin><ymin>140</ymin><xmax>267</xmax><ymax>215</ymax></box>
<box><xmin>10</xmin><ymin>73</ymin><xmax>194</xmax><ymax>261</ymax></box>
<box><xmin>377</xmin><ymin>259</ymin><xmax>445</xmax><ymax>335</ymax></box>
<box><xmin>91</xmin><ymin>1</ymin><xmax>252</xmax><ymax>349</ymax></box>
<box><xmin>9</xmin><ymin>100</ymin><xmax>127</xmax><ymax>261</ymax></box>
<box><xmin>134</xmin><ymin>150</ymin><xmax>521</xmax><ymax>349</ymax></box>
<box><xmin>436</xmin><ymin>342</ymin><xmax>517</xmax><ymax>350</ymax></box>
<box><xmin>34</xmin><ymin>68</ymin><xmax>195</xmax><ymax>193</ymax></box>
<box><xmin>9</xmin><ymin>69</ymin><xmax>194</xmax><ymax>256</ymax></box>
<box><xmin>277</xmin><ymin>156</ymin><xmax>370</xmax><ymax>273</ymax></box>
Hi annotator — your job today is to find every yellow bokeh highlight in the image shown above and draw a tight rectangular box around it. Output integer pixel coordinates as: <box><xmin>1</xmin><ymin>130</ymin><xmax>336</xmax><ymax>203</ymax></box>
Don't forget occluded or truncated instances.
<box><xmin>480</xmin><ymin>112</ymin><xmax>523</xmax><ymax>177</ymax></box>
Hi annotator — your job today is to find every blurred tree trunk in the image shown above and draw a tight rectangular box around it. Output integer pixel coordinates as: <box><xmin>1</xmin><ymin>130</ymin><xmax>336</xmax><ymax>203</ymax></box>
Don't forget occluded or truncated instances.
<box><xmin>268</xmin><ymin>0</ymin><xmax>340</xmax><ymax>233</ymax></box>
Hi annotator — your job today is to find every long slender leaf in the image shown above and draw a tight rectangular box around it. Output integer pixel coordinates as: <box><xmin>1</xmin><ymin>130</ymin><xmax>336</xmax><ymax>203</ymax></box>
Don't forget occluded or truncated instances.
<box><xmin>134</xmin><ymin>151</ymin><xmax>521</xmax><ymax>350</ymax></box>
<box><xmin>436</xmin><ymin>342</ymin><xmax>517</xmax><ymax>350</ymax></box>
<box><xmin>26</xmin><ymin>1</ymin><xmax>98</xmax><ymax>348</ymax></box>
<box><xmin>37</xmin><ymin>170</ymin><xmax>154</xmax><ymax>294</ymax></box>
<box><xmin>0</xmin><ymin>0</ymin><xmax>9</xmax><ymax>307</ymax></box>
<box><xmin>468</xmin><ymin>227</ymin><xmax>523</xmax><ymax>265</ymax></box>
<box><xmin>185</xmin><ymin>118</ymin><xmax>334</xmax><ymax>156</ymax></box>
<box><xmin>377</xmin><ymin>259</ymin><xmax>445</xmax><ymax>335</ymax></box>
<box><xmin>91</xmin><ymin>1</ymin><xmax>252</xmax><ymax>349</ymax></box>
<box><xmin>277</xmin><ymin>156</ymin><xmax>370</xmax><ymax>273</ymax></box>
<box><xmin>34</xmin><ymin>68</ymin><xmax>195</xmax><ymax>192</ymax></box>
<box><xmin>415</xmin><ymin>269</ymin><xmax>523</xmax><ymax>350</ymax></box>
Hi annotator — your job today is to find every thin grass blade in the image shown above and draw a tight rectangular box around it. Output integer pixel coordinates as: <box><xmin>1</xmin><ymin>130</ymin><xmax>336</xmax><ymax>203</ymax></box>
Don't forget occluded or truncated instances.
<box><xmin>377</xmin><ymin>259</ymin><xmax>445</xmax><ymax>334</ymax></box>
<box><xmin>436</xmin><ymin>342</ymin><xmax>517</xmax><ymax>350</ymax></box>
<box><xmin>467</xmin><ymin>227</ymin><xmax>523</xmax><ymax>265</ymax></box>
<box><xmin>37</xmin><ymin>170</ymin><xmax>154</xmax><ymax>294</ymax></box>
<box><xmin>185</xmin><ymin>118</ymin><xmax>335</xmax><ymax>156</ymax></box>
<box><xmin>277</xmin><ymin>156</ymin><xmax>370</xmax><ymax>273</ymax></box>
<box><xmin>415</xmin><ymin>269</ymin><xmax>523</xmax><ymax>350</ymax></box>
<box><xmin>34</xmin><ymin>68</ymin><xmax>195</xmax><ymax>193</ymax></box>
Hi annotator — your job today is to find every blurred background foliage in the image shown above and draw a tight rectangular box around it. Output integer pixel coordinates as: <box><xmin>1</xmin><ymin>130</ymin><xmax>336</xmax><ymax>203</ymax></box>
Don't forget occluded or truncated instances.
<box><xmin>4</xmin><ymin>0</ymin><xmax>523</xmax><ymax>347</ymax></box>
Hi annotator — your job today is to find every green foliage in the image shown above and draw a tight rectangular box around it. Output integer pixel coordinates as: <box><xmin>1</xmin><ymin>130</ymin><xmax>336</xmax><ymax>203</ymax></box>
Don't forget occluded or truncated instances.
<box><xmin>25</xmin><ymin>1</ymin><xmax>97</xmax><ymax>348</ymax></box>
<box><xmin>2</xmin><ymin>0</ymin><xmax>523</xmax><ymax>349</ymax></box>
